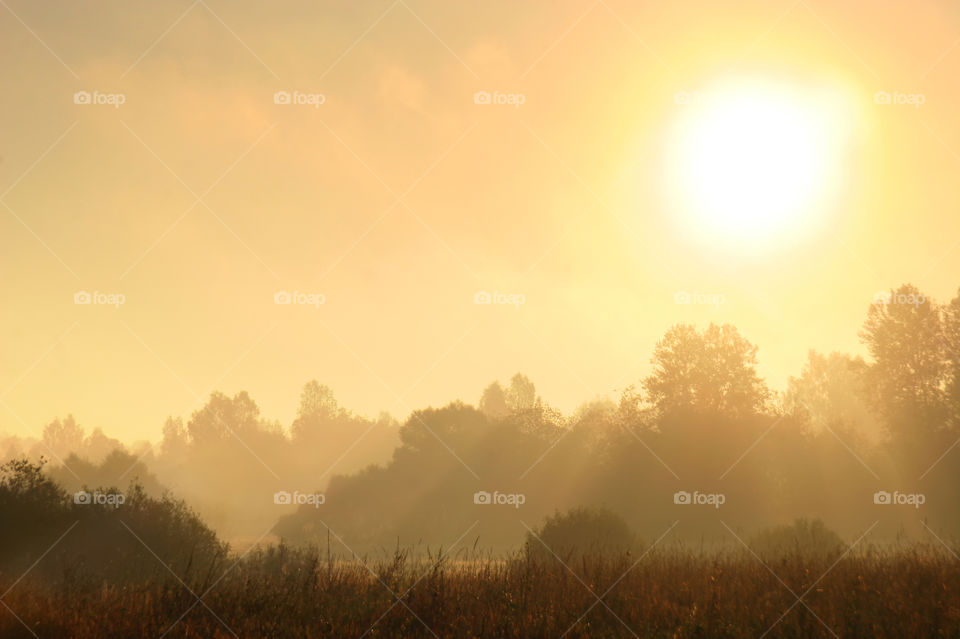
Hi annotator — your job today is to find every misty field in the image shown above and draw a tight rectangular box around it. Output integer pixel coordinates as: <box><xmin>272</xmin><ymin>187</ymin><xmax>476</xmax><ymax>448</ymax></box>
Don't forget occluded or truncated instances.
<box><xmin>6</xmin><ymin>0</ymin><xmax>960</xmax><ymax>635</ymax></box>
<box><xmin>3</xmin><ymin>283</ymin><xmax>960</xmax><ymax>637</ymax></box>
<box><xmin>3</xmin><ymin>544</ymin><xmax>959</xmax><ymax>638</ymax></box>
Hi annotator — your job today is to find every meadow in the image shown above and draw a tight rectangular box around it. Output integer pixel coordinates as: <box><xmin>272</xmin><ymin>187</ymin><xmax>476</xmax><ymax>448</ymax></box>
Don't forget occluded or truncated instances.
<box><xmin>3</xmin><ymin>543</ymin><xmax>959</xmax><ymax>638</ymax></box>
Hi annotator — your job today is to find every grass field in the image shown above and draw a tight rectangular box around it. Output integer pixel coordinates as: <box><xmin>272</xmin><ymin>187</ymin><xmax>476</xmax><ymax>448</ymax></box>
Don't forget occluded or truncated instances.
<box><xmin>3</xmin><ymin>543</ymin><xmax>959</xmax><ymax>638</ymax></box>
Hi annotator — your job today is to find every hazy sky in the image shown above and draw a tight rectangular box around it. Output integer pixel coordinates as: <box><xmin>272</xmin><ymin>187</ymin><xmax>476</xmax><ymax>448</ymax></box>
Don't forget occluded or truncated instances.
<box><xmin>2</xmin><ymin>0</ymin><xmax>960</xmax><ymax>441</ymax></box>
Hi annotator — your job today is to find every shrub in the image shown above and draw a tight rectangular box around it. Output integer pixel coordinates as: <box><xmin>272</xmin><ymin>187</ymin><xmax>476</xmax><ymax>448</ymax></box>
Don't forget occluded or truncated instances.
<box><xmin>0</xmin><ymin>457</ymin><xmax>227</xmax><ymax>585</ymax></box>
<box><xmin>750</xmin><ymin>518</ymin><xmax>845</xmax><ymax>560</ymax></box>
<box><xmin>525</xmin><ymin>506</ymin><xmax>636</xmax><ymax>562</ymax></box>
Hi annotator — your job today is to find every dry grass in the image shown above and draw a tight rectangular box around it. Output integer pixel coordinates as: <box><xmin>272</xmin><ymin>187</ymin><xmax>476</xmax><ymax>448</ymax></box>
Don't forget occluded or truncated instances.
<box><xmin>2</xmin><ymin>544</ymin><xmax>960</xmax><ymax>638</ymax></box>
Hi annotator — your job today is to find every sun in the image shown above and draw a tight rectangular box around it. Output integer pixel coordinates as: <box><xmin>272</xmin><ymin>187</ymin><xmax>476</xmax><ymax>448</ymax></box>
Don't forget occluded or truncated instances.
<box><xmin>665</xmin><ymin>80</ymin><xmax>849</xmax><ymax>247</ymax></box>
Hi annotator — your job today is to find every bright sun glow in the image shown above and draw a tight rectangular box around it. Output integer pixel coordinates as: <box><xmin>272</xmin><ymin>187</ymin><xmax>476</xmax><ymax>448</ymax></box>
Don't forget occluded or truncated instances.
<box><xmin>667</xmin><ymin>81</ymin><xmax>849</xmax><ymax>246</ymax></box>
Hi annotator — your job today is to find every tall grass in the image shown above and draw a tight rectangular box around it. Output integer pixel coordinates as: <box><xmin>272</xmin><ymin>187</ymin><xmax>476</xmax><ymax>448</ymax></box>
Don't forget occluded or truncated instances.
<box><xmin>2</xmin><ymin>542</ymin><xmax>958</xmax><ymax>638</ymax></box>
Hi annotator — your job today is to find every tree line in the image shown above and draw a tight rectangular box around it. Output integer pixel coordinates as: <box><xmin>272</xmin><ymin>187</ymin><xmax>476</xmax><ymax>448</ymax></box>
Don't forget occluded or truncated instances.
<box><xmin>1</xmin><ymin>282</ymin><xmax>958</xmax><ymax>551</ymax></box>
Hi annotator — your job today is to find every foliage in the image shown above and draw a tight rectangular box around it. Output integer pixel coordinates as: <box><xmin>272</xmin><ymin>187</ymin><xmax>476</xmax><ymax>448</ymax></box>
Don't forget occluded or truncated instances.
<box><xmin>525</xmin><ymin>506</ymin><xmax>637</xmax><ymax>561</ymax></box>
<box><xmin>750</xmin><ymin>518</ymin><xmax>846</xmax><ymax>560</ymax></box>
<box><xmin>643</xmin><ymin>323</ymin><xmax>770</xmax><ymax>418</ymax></box>
<box><xmin>0</xmin><ymin>457</ymin><xmax>226</xmax><ymax>584</ymax></box>
<box><xmin>2</xmin><ymin>541</ymin><xmax>959</xmax><ymax>638</ymax></box>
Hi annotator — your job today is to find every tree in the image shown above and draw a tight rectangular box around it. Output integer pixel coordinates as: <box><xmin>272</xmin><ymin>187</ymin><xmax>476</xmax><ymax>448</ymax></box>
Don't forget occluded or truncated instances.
<box><xmin>643</xmin><ymin>323</ymin><xmax>769</xmax><ymax>417</ymax></box>
<box><xmin>84</xmin><ymin>427</ymin><xmax>123</xmax><ymax>462</ymax></box>
<box><xmin>187</xmin><ymin>391</ymin><xmax>262</xmax><ymax>443</ymax></box>
<box><xmin>506</xmin><ymin>373</ymin><xmax>537</xmax><ymax>412</ymax></box>
<box><xmin>943</xmin><ymin>287</ymin><xmax>960</xmax><ymax>425</ymax></box>
<box><xmin>291</xmin><ymin>380</ymin><xmax>343</xmax><ymax>440</ymax></box>
<box><xmin>859</xmin><ymin>284</ymin><xmax>946</xmax><ymax>423</ymax></box>
<box><xmin>41</xmin><ymin>415</ymin><xmax>84</xmax><ymax>459</ymax></box>
<box><xmin>784</xmin><ymin>351</ymin><xmax>877</xmax><ymax>440</ymax></box>
<box><xmin>397</xmin><ymin>402</ymin><xmax>487</xmax><ymax>458</ymax></box>
<box><xmin>160</xmin><ymin>417</ymin><xmax>188</xmax><ymax>459</ymax></box>
<box><xmin>478</xmin><ymin>381</ymin><xmax>509</xmax><ymax>419</ymax></box>
<box><xmin>0</xmin><ymin>457</ymin><xmax>225</xmax><ymax>583</ymax></box>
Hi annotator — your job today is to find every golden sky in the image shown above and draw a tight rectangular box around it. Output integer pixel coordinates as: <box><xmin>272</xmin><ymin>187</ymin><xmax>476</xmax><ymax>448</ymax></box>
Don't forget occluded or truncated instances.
<box><xmin>2</xmin><ymin>0</ymin><xmax>959</xmax><ymax>441</ymax></box>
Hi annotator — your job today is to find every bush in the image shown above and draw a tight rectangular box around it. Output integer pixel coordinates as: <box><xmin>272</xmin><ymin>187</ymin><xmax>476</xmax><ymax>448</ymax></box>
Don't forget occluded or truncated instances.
<box><xmin>750</xmin><ymin>518</ymin><xmax>845</xmax><ymax>560</ymax></box>
<box><xmin>0</xmin><ymin>457</ymin><xmax>227</xmax><ymax>585</ymax></box>
<box><xmin>525</xmin><ymin>506</ymin><xmax>636</xmax><ymax>562</ymax></box>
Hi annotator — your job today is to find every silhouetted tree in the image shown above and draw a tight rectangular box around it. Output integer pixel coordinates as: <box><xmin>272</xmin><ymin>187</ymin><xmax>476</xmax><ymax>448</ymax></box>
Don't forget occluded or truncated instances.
<box><xmin>187</xmin><ymin>391</ymin><xmax>263</xmax><ymax>443</ymax></box>
<box><xmin>292</xmin><ymin>380</ymin><xmax>343</xmax><ymax>440</ymax></box>
<box><xmin>48</xmin><ymin>449</ymin><xmax>165</xmax><ymax>498</ymax></box>
<box><xmin>41</xmin><ymin>415</ymin><xmax>84</xmax><ymax>459</ymax></box>
<box><xmin>784</xmin><ymin>351</ymin><xmax>877</xmax><ymax>442</ymax></box>
<box><xmin>859</xmin><ymin>284</ymin><xmax>946</xmax><ymax>427</ymax></box>
<box><xmin>943</xmin><ymin>287</ymin><xmax>960</xmax><ymax>426</ymax></box>
<box><xmin>643</xmin><ymin>323</ymin><xmax>769</xmax><ymax>417</ymax></box>
<box><xmin>0</xmin><ymin>458</ymin><xmax>225</xmax><ymax>582</ymax></box>
<box><xmin>160</xmin><ymin>416</ymin><xmax>188</xmax><ymax>460</ymax></box>
<box><xmin>479</xmin><ymin>381</ymin><xmax>509</xmax><ymax>419</ymax></box>
<box><xmin>506</xmin><ymin>373</ymin><xmax>537</xmax><ymax>412</ymax></box>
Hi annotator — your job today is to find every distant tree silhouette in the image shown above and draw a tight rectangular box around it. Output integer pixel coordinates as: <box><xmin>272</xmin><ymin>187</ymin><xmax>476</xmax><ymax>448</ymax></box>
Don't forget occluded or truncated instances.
<box><xmin>48</xmin><ymin>449</ymin><xmax>165</xmax><ymax>498</ymax></box>
<box><xmin>83</xmin><ymin>427</ymin><xmax>123</xmax><ymax>461</ymax></box>
<box><xmin>506</xmin><ymin>373</ymin><xmax>537</xmax><ymax>412</ymax></box>
<box><xmin>479</xmin><ymin>381</ymin><xmax>509</xmax><ymax>419</ymax></box>
<box><xmin>643</xmin><ymin>323</ymin><xmax>769</xmax><ymax>417</ymax></box>
<box><xmin>160</xmin><ymin>416</ymin><xmax>188</xmax><ymax>460</ymax></box>
<box><xmin>943</xmin><ymin>288</ymin><xmax>960</xmax><ymax>426</ymax></box>
<box><xmin>187</xmin><ymin>391</ymin><xmax>264</xmax><ymax>443</ymax></box>
<box><xmin>860</xmin><ymin>284</ymin><xmax>946</xmax><ymax>427</ymax></box>
<box><xmin>397</xmin><ymin>401</ymin><xmax>488</xmax><ymax>459</ymax></box>
<box><xmin>784</xmin><ymin>351</ymin><xmax>877</xmax><ymax>442</ymax></box>
<box><xmin>41</xmin><ymin>415</ymin><xmax>84</xmax><ymax>459</ymax></box>
<box><xmin>8</xmin><ymin>284</ymin><xmax>960</xmax><ymax>550</ymax></box>
<box><xmin>292</xmin><ymin>380</ymin><xmax>343</xmax><ymax>440</ymax></box>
